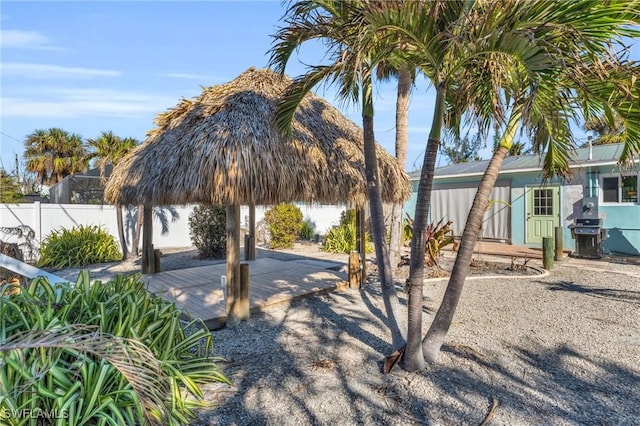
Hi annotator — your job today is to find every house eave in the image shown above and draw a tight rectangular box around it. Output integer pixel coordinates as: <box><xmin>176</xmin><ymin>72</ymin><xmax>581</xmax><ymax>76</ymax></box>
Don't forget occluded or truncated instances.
<box><xmin>408</xmin><ymin>159</ymin><xmax>636</xmax><ymax>181</ymax></box>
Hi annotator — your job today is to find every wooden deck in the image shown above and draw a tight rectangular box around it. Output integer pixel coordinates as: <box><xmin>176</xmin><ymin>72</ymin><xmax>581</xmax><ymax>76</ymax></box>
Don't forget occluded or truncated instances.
<box><xmin>140</xmin><ymin>257</ymin><xmax>348</xmax><ymax>329</ymax></box>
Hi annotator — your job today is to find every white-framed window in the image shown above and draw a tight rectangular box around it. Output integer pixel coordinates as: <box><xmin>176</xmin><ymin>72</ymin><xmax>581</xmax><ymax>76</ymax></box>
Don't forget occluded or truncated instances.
<box><xmin>600</xmin><ymin>174</ymin><xmax>639</xmax><ymax>204</ymax></box>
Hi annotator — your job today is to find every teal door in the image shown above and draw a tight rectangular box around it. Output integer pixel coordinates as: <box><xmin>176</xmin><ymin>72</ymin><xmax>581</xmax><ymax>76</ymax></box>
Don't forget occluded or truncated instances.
<box><xmin>526</xmin><ymin>186</ymin><xmax>560</xmax><ymax>244</ymax></box>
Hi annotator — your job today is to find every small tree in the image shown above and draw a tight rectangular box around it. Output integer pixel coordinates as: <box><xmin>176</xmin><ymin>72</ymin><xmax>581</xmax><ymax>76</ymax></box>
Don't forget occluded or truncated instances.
<box><xmin>0</xmin><ymin>169</ymin><xmax>23</xmax><ymax>203</ymax></box>
<box><xmin>264</xmin><ymin>204</ymin><xmax>303</xmax><ymax>249</ymax></box>
<box><xmin>189</xmin><ymin>205</ymin><xmax>227</xmax><ymax>259</ymax></box>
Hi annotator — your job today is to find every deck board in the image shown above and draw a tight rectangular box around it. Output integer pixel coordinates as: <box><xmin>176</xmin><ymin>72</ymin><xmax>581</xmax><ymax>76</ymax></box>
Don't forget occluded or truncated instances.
<box><xmin>140</xmin><ymin>257</ymin><xmax>348</xmax><ymax>329</ymax></box>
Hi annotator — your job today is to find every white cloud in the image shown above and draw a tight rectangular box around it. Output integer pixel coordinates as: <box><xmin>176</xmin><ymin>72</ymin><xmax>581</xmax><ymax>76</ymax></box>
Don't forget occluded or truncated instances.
<box><xmin>161</xmin><ymin>72</ymin><xmax>213</xmax><ymax>81</ymax></box>
<box><xmin>1</xmin><ymin>88</ymin><xmax>176</xmax><ymax>119</ymax></box>
<box><xmin>1</xmin><ymin>63</ymin><xmax>121</xmax><ymax>79</ymax></box>
<box><xmin>0</xmin><ymin>30</ymin><xmax>60</xmax><ymax>50</ymax></box>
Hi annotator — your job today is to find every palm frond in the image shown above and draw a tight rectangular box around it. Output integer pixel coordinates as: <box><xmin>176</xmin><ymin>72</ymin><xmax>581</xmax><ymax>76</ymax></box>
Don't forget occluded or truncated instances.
<box><xmin>1</xmin><ymin>325</ymin><xmax>171</xmax><ymax>425</ymax></box>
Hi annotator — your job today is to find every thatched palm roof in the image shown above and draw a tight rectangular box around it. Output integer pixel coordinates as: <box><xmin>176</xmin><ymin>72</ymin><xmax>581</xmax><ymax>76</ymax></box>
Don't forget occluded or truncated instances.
<box><xmin>105</xmin><ymin>67</ymin><xmax>410</xmax><ymax>207</ymax></box>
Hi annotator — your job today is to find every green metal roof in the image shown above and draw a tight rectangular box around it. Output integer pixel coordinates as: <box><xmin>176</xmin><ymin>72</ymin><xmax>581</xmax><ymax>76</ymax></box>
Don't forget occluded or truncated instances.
<box><xmin>408</xmin><ymin>143</ymin><xmax>629</xmax><ymax>180</ymax></box>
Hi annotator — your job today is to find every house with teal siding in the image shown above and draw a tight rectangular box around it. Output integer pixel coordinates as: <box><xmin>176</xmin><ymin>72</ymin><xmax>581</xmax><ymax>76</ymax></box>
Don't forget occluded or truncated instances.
<box><xmin>404</xmin><ymin>143</ymin><xmax>640</xmax><ymax>256</ymax></box>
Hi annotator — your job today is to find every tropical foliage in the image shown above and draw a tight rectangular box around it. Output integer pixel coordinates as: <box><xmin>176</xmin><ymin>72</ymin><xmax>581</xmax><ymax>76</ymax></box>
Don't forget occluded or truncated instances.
<box><xmin>0</xmin><ymin>273</ymin><xmax>229</xmax><ymax>425</ymax></box>
<box><xmin>440</xmin><ymin>132</ymin><xmax>483</xmax><ymax>164</ymax></box>
<box><xmin>87</xmin><ymin>131</ymin><xmax>138</xmax><ymax>182</ymax></box>
<box><xmin>322</xmin><ymin>211</ymin><xmax>373</xmax><ymax>254</ymax></box>
<box><xmin>584</xmin><ymin>114</ymin><xmax>626</xmax><ymax>146</ymax></box>
<box><xmin>272</xmin><ymin>0</ymin><xmax>640</xmax><ymax>372</ymax></box>
<box><xmin>271</xmin><ymin>0</ymin><xmax>407</xmax><ymax>352</ymax></box>
<box><xmin>0</xmin><ymin>169</ymin><xmax>23</xmax><ymax>203</ymax></box>
<box><xmin>298</xmin><ymin>221</ymin><xmax>316</xmax><ymax>240</ymax></box>
<box><xmin>264</xmin><ymin>203</ymin><xmax>303</xmax><ymax>249</ymax></box>
<box><xmin>189</xmin><ymin>205</ymin><xmax>227</xmax><ymax>258</ymax></box>
<box><xmin>403</xmin><ymin>216</ymin><xmax>454</xmax><ymax>267</ymax></box>
<box><xmin>23</xmin><ymin>128</ymin><xmax>88</xmax><ymax>186</ymax></box>
<box><xmin>37</xmin><ymin>225</ymin><xmax>121</xmax><ymax>268</ymax></box>
<box><xmin>87</xmin><ymin>131</ymin><xmax>139</xmax><ymax>259</ymax></box>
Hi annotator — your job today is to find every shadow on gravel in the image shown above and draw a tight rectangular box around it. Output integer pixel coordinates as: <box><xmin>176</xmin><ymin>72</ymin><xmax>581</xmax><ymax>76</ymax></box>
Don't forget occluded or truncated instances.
<box><xmin>543</xmin><ymin>280</ymin><xmax>640</xmax><ymax>304</ymax></box>
<box><xmin>421</xmin><ymin>341</ymin><xmax>640</xmax><ymax>424</ymax></box>
<box><xmin>193</xmin><ymin>287</ymin><xmax>408</xmax><ymax>425</ymax></box>
<box><xmin>191</xmin><ymin>283</ymin><xmax>639</xmax><ymax>425</ymax></box>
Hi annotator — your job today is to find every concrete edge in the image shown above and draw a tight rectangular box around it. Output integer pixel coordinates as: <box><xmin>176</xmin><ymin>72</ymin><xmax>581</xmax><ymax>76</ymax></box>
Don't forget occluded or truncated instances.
<box><xmin>422</xmin><ymin>263</ymin><xmax>550</xmax><ymax>283</ymax></box>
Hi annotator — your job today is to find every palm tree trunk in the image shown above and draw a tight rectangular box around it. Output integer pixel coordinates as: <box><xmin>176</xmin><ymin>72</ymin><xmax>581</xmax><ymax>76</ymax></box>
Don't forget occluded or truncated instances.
<box><xmin>422</xmin><ymin>110</ymin><xmax>521</xmax><ymax>363</ymax></box>
<box><xmin>401</xmin><ymin>86</ymin><xmax>446</xmax><ymax>371</ymax></box>
<box><xmin>389</xmin><ymin>66</ymin><xmax>411</xmax><ymax>268</ymax></box>
<box><xmin>362</xmin><ymin>76</ymin><xmax>406</xmax><ymax>350</ymax></box>
<box><xmin>116</xmin><ymin>205</ymin><xmax>129</xmax><ymax>260</ymax></box>
<box><xmin>132</xmin><ymin>206</ymin><xmax>143</xmax><ymax>256</ymax></box>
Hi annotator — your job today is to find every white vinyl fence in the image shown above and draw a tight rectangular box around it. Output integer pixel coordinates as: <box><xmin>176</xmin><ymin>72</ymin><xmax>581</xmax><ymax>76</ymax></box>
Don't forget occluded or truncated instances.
<box><xmin>1</xmin><ymin>202</ymin><xmax>346</xmax><ymax>260</ymax></box>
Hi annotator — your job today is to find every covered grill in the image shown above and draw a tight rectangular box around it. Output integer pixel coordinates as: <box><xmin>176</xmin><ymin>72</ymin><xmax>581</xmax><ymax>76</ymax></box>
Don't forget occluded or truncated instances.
<box><xmin>571</xmin><ymin>218</ymin><xmax>607</xmax><ymax>259</ymax></box>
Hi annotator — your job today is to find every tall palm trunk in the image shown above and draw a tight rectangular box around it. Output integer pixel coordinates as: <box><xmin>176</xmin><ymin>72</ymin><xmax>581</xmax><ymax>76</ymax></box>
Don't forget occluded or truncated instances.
<box><xmin>422</xmin><ymin>109</ymin><xmax>521</xmax><ymax>363</ymax></box>
<box><xmin>401</xmin><ymin>86</ymin><xmax>446</xmax><ymax>371</ymax></box>
<box><xmin>362</xmin><ymin>76</ymin><xmax>406</xmax><ymax>350</ymax></box>
<box><xmin>116</xmin><ymin>205</ymin><xmax>129</xmax><ymax>260</ymax></box>
<box><xmin>389</xmin><ymin>66</ymin><xmax>411</xmax><ymax>268</ymax></box>
<box><xmin>132</xmin><ymin>206</ymin><xmax>144</xmax><ymax>256</ymax></box>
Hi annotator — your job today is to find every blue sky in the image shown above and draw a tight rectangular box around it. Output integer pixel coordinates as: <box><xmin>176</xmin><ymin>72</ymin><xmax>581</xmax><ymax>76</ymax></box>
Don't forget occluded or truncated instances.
<box><xmin>0</xmin><ymin>2</ymin><xmax>637</xmax><ymax>175</ymax></box>
<box><xmin>1</xmin><ymin>1</ymin><xmax>436</xmax><ymax>174</ymax></box>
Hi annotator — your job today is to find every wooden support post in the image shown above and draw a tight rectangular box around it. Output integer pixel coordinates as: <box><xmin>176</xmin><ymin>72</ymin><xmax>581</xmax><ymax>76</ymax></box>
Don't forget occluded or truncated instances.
<box><xmin>543</xmin><ymin>237</ymin><xmax>554</xmax><ymax>270</ymax></box>
<box><xmin>239</xmin><ymin>262</ymin><xmax>250</xmax><ymax>320</ymax></box>
<box><xmin>357</xmin><ymin>207</ymin><xmax>367</xmax><ymax>284</ymax></box>
<box><xmin>554</xmin><ymin>226</ymin><xmax>564</xmax><ymax>261</ymax></box>
<box><xmin>226</xmin><ymin>204</ymin><xmax>241</xmax><ymax>327</ymax></box>
<box><xmin>153</xmin><ymin>249</ymin><xmax>161</xmax><ymax>273</ymax></box>
<box><xmin>148</xmin><ymin>244</ymin><xmax>156</xmax><ymax>274</ymax></box>
<box><xmin>348</xmin><ymin>251</ymin><xmax>361</xmax><ymax>289</ymax></box>
<box><xmin>141</xmin><ymin>205</ymin><xmax>153</xmax><ymax>274</ymax></box>
<box><xmin>248</xmin><ymin>204</ymin><xmax>256</xmax><ymax>260</ymax></box>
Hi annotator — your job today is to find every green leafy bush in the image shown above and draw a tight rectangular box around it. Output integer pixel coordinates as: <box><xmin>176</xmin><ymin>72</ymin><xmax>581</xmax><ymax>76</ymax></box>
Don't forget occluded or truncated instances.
<box><xmin>37</xmin><ymin>225</ymin><xmax>121</xmax><ymax>268</ymax></box>
<box><xmin>299</xmin><ymin>221</ymin><xmax>315</xmax><ymax>240</ymax></box>
<box><xmin>0</xmin><ymin>272</ymin><xmax>229</xmax><ymax>425</ymax></box>
<box><xmin>322</xmin><ymin>209</ymin><xmax>373</xmax><ymax>254</ymax></box>
<box><xmin>339</xmin><ymin>209</ymin><xmax>356</xmax><ymax>226</ymax></box>
<box><xmin>264</xmin><ymin>204</ymin><xmax>303</xmax><ymax>249</ymax></box>
<box><xmin>189</xmin><ymin>205</ymin><xmax>227</xmax><ymax>258</ymax></box>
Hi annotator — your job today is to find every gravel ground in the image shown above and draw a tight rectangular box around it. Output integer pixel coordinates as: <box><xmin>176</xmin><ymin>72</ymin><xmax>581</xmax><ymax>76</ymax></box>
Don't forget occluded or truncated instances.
<box><xmin>192</xmin><ymin>263</ymin><xmax>639</xmax><ymax>426</ymax></box>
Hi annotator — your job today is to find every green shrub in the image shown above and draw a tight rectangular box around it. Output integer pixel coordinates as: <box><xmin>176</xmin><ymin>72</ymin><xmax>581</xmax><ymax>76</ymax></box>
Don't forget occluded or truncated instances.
<box><xmin>299</xmin><ymin>221</ymin><xmax>315</xmax><ymax>240</ymax></box>
<box><xmin>339</xmin><ymin>209</ymin><xmax>357</xmax><ymax>227</ymax></box>
<box><xmin>189</xmin><ymin>205</ymin><xmax>227</xmax><ymax>258</ymax></box>
<box><xmin>321</xmin><ymin>210</ymin><xmax>373</xmax><ymax>254</ymax></box>
<box><xmin>37</xmin><ymin>225</ymin><xmax>121</xmax><ymax>268</ymax></box>
<box><xmin>264</xmin><ymin>204</ymin><xmax>303</xmax><ymax>249</ymax></box>
<box><xmin>0</xmin><ymin>272</ymin><xmax>229</xmax><ymax>425</ymax></box>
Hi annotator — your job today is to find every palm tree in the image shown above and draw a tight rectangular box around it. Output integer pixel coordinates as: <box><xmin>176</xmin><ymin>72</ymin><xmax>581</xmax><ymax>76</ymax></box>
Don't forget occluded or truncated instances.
<box><xmin>358</xmin><ymin>0</ymin><xmax>639</xmax><ymax>370</ymax></box>
<box><xmin>363</xmin><ymin>0</ymin><xmax>491</xmax><ymax>371</ymax></box>
<box><xmin>375</xmin><ymin>63</ymin><xmax>414</xmax><ymax>267</ymax></box>
<box><xmin>270</xmin><ymin>0</ymin><xmax>407</xmax><ymax>351</ymax></box>
<box><xmin>420</xmin><ymin>0</ymin><xmax>640</xmax><ymax>362</ymax></box>
<box><xmin>23</xmin><ymin>128</ymin><xmax>88</xmax><ymax>186</ymax></box>
<box><xmin>87</xmin><ymin>131</ymin><xmax>138</xmax><ymax>259</ymax></box>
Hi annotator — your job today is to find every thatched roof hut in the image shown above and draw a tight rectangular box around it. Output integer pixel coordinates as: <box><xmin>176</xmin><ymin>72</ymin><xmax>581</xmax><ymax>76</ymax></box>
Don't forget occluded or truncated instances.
<box><xmin>105</xmin><ymin>67</ymin><xmax>410</xmax><ymax>207</ymax></box>
<box><xmin>105</xmin><ymin>67</ymin><xmax>410</xmax><ymax>327</ymax></box>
